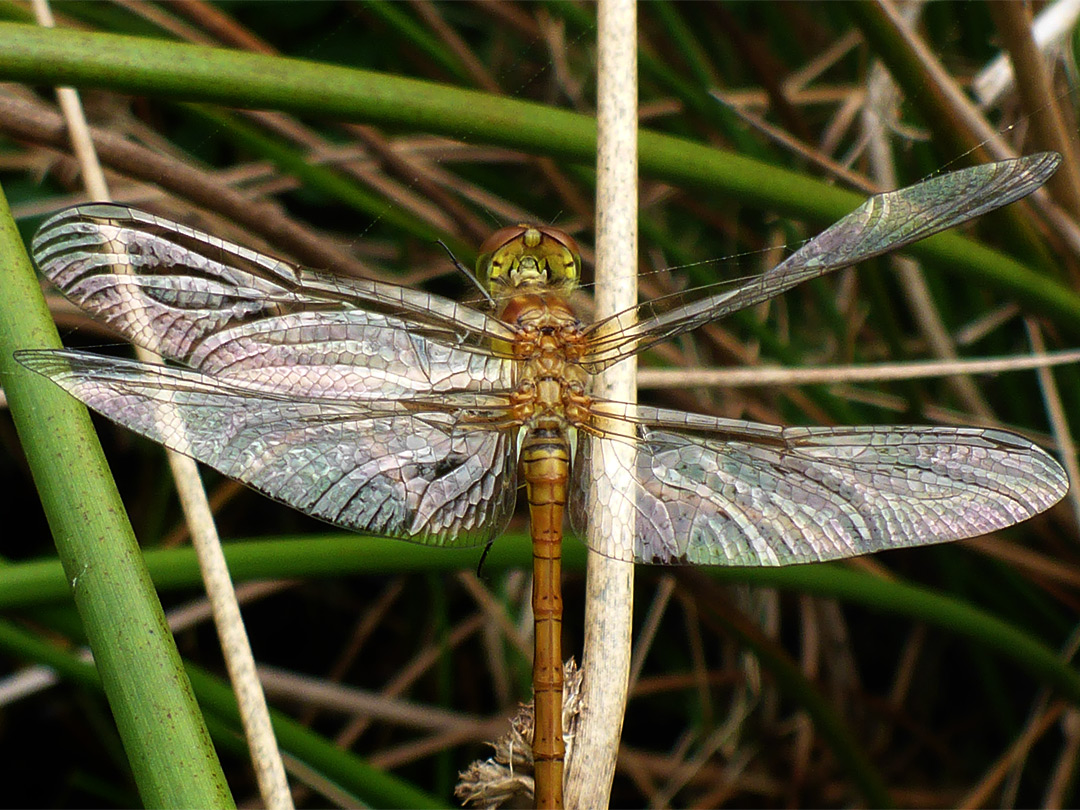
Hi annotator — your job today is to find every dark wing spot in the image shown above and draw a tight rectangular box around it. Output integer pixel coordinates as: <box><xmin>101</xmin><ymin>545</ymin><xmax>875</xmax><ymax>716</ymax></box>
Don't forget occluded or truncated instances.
<box><xmin>416</xmin><ymin>454</ymin><xmax>469</xmax><ymax>481</ymax></box>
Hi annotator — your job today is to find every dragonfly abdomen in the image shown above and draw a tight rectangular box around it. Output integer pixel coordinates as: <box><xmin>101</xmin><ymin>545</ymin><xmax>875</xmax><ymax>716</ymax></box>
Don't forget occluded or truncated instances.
<box><xmin>496</xmin><ymin>285</ymin><xmax>592</xmax><ymax>805</ymax></box>
<box><xmin>521</xmin><ymin>425</ymin><xmax>570</xmax><ymax>808</ymax></box>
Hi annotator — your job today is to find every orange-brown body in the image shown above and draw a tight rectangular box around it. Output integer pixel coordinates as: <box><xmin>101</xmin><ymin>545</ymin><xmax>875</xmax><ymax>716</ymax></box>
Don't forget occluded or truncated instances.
<box><xmin>502</xmin><ymin>292</ymin><xmax>589</xmax><ymax>810</ymax></box>
<box><xmin>482</xmin><ymin>226</ymin><xmax>589</xmax><ymax>809</ymax></box>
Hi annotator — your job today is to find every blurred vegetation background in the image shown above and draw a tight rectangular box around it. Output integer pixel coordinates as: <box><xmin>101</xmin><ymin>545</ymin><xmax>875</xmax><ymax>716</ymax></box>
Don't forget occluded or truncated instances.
<box><xmin>0</xmin><ymin>1</ymin><xmax>1079</xmax><ymax>807</ymax></box>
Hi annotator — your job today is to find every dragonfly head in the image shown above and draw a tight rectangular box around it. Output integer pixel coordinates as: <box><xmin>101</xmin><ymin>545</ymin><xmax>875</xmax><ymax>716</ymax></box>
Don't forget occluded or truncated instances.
<box><xmin>478</xmin><ymin>225</ymin><xmax>581</xmax><ymax>297</ymax></box>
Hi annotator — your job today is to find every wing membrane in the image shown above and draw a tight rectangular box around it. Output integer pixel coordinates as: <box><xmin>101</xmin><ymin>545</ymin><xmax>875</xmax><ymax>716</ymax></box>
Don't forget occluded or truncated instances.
<box><xmin>17</xmin><ymin>349</ymin><xmax>518</xmax><ymax>546</ymax></box>
<box><xmin>182</xmin><ymin>307</ymin><xmax>511</xmax><ymax>401</ymax></box>
<box><xmin>25</xmin><ymin>204</ymin><xmax>524</xmax><ymax>545</ymax></box>
<box><xmin>571</xmin><ymin>403</ymin><xmax>1067</xmax><ymax>565</ymax></box>
<box><xmin>584</xmin><ymin>152</ymin><xmax>1061</xmax><ymax>370</ymax></box>
<box><xmin>32</xmin><ymin>203</ymin><xmax>517</xmax><ymax>365</ymax></box>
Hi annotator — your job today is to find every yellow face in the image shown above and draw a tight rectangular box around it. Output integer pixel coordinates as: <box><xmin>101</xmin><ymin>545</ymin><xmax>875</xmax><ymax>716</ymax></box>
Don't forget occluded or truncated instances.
<box><xmin>477</xmin><ymin>225</ymin><xmax>582</xmax><ymax>296</ymax></box>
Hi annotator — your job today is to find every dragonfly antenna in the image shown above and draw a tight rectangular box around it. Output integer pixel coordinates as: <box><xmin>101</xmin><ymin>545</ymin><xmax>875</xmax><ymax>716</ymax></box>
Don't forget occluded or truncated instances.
<box><xmin>438</xmin><ymin>240</ymin><xmax>494</xmax><ymax>307</ymax></box>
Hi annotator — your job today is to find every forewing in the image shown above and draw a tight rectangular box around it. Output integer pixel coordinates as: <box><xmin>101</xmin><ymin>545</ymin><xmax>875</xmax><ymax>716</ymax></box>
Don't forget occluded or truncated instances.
<box><xmin>31</xmin><ymin>203</ymin><xmax>516</xmax><ymax>364</ymax></box>
<box><xmin>182</xmin><ymin>307</ymin><xmax>511</xmax><ymax>402</ymax></box>
<box><xmin>583</xmin><ymin>152</ymin><xmax>1061</xmax><ymax>370</ymax></box>
<box><xmin>571</xmin><ymin>404</ymin><xmax>1067</xmax><ymax>565</ymax></box>
<box><xmin>16</xmin><ymin>350</ymin><xmax>518</xmax><ymax>546</ymax></box>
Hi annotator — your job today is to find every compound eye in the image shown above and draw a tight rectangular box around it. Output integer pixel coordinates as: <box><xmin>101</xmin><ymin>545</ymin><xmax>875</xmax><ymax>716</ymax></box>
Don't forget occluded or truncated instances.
<box><xmin>478</xmin><ymin>225</ymin><xmax>529</xmax><ymax>255</ymax></box>
<box><xmin>538</xmin><ymin>226</ymin><xmax>581</xmax><ymax>258</ymax></box>
<box><xmin>477</xmin><ymin>225</ymin><xmax>532</xmax><ymax>288</ymax></box>
<box><xmin>536</xmin><ymin>226</ymin><xmax>582</xmax><ymax>286</ymax></box>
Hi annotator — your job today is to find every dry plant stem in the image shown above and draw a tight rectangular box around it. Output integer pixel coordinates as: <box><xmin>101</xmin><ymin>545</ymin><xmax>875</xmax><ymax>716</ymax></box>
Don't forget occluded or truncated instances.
<box><xmin>231</xmin><ymin>106</ymin><xmax>461</xmax><ymax>233</ymax></box>
<box><xmin>713</xmin><ymin>3</ymin><xmax>810</xmax><ymax>142</ymax></box>
<box><xmin>958</xmin><ymin>701</ymin><xmax>1068</xmax><ymax>809</ymax></box>
<box><xmin>336</xmin><ymin>613</ymin><xmax>487</xmax><ymax>750</ymax></box>
<box><xmin>863</xmin><ymin>0</ymin><xmax>1080</xmax><ymax>261</ymax></box>
<box><xmin>1045</xmin><ymin>711</ymin><xmax>1080</xmax><ymax>807</ymax></box>
<box><xmin>1025</xmin><ymin>320</ymin><xmax>1080</xmax><ymax>527</ymax></box>
<box><xmin>456</xmin><ymin>571</ymin><xmax>532</xmax><ymax>659</ymax></box>
<box><xmin>974</xmin><ymin>0</ymin><xmax>1080</xmax><ymax>107</ymax></box>
<box><xmin>0</xmin><ymin>576</ymin><xmax>290</xmax><ymax>713</ymax></box>
<box><xmin>233</xmin><ymin>105</ymin><xmax>471</xmax><ymax>237</ymax></box>
<box><xmin>165</xmin><ymin>453</ymin><xmax>293</xmax><ymax>810</ymax></box>
<box><xmin>410</xmin><ymin>0</ymin><xmax>593</xmax><ymax>222</ymax></box>
<box><xmin>256</xmin><ymin>664</ymin><xmax>496</xmax><ymax>735</ymax></box>
<box><xmin>635</xmin><ymin>348</ymin><xmax>1080</xmax><ymax>389</ymax></box>
<box><xmin>713</xmin><ymin>93</ymin><xmax>878</xmax><ymax>195</ymax></box>
<box><xmin>966</xmin><ymin>537</ymin><xmax>1080</xmax><ymax>590</ymax></box>
<box><xmin>0</xmin><ymin>93</ymin><xmax>374</xmax><ymax>279</ymax></box>
<box><xmin>565</xmin><ymin>0</ymin><xmax>636</xmax><ymax>807</ymax></box>
<box><xmin>473</xmin><ymin>0</ymin><xmax>540</xmax><ymax>38</ymax></box>
<box><xmin>160</xmin><ymin>478</ymin><xmax>245</xmax><ymax>547</ymax></box>
<box><xmin>177</xmin><ymin>0</ymin><xmax>553</xmax><ymax>244</ymax></box>
<box><xmin>675</xmin><ymin>591</ymin><xmax>712</xmax><ymax>726</ymax></box>
<box><xmin>275</xmin><ymin>760</ymin><xmax>357</xmax><ymax>810</ymax></box>
<box><xmin>627</xmin><ymin>574</ymin><xmax>676</xmax><ymax>691</ymax></box>
<box><xmin>164</xmin><ymin>580</ymin><xmax>294</xmax><ymax>632</ymax></box>
<box><xmin>169</xmin><ymin>0</ymin><xmax>278</xmax><ymax>54</ymax></box>
<box><xmin>863</xmin><ymin>0</ymin><xmax>991</xmax><ymax>162</ymax></box>
<box><xmin>112</xmin><ymin>0</ymin><xmax>216</xmax><ymax>45</ymax></box>
<box><xmin>862</xmin><ymin>57</ymin><xmax>993</xmax><ymax>420</ymax></box>
<box><xmin>652</xmin><ymin>699</ymin><xmax>755</xmax><ymax>808</ymax></box>
<box><xmin>340</xmin><ymin>122</ymin><xmax>493</xmax><ymax>241</ymax></box>
<box><xmin>783</xmin><ymin>29</ymin><xmax>863</xmax><ymax>95</ymax></box>
<box><xmin>1005</xmin><ymin>626</ymin><xmax>1080</xmax><ymax>807</ymax></box>
<box><xmin>31</xmin><ymin>4</ymin><xmax>291</xmax><ymax>805</ymax></box>
<box><xmin>294</xmin><ymin>578</ymin><xmax>405</xmax><ymax>739</ymax></box>
<box><xmin>987</xmin><ymin>1</ymin><xmax>1080</xmax><ymax>222</ymax></box>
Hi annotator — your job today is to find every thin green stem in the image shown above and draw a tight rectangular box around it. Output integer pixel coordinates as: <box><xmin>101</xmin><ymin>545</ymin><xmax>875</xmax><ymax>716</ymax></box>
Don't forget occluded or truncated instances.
<box><xmin>0</xmin><ymin>23</ymin><xmax>1075</xmax><ymax>329</ymax></box>
<box><xmin>2</xmin><ymin>536</ymin><xmax>1078</xmax><ymax>705</ymax></box>
<box><xmin>0</xmin><ymin>182</ymin><xmax>232</xmax><ymax>808</ymax></box>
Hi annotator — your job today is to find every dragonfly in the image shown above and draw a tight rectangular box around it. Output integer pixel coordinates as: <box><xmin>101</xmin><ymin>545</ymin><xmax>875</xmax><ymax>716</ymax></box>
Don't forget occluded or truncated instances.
<box><xmin>17</xmin><ymin>152</ymin><xmax>1069</xmax><ymax>809</ymax></box>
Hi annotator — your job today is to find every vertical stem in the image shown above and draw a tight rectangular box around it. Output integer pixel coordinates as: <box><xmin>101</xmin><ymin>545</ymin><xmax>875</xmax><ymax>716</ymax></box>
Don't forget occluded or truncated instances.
<box><xmin>0</xmin><ymin>184</ymin><xmax>232</xmax><ymax>810</ymax></box>
<box><xmin>566</xmin><ymin>0</ymin><xmax>637</xmax><ymax>807</ymax></box>
<box><xmin>30</xmin><ymin>2</ymin><xmax>291</xmax><ymax>802</ymax></box>
<box><xmin>987</xmin><ymin>1</ymin><xmax>1080</xmax><ymax>222</ymax></box>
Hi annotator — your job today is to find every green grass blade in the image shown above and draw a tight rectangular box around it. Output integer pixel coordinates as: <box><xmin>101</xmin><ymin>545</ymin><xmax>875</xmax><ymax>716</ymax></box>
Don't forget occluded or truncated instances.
<box><xmin>0</xmin><ymin>618</ymin><xmax>441</xmax><ymax>809</ymax></box>
<box><xmin>3</xmin><ymin>535</ymin><xmax>1078</xmax><ymax>705</ymax></box>
<box><xmin>0</xmin><ymin>183</ymin><xmax>232</xmax><ymax>808</ymax></box>
<box><xmin>0</xmin><ymin>23</ymin><xmax>1075</xmax><ymax>328</ymax></box>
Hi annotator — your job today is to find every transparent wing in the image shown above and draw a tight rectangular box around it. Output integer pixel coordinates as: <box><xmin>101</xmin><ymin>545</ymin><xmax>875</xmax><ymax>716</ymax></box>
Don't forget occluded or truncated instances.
<box><xmin>16</xmin><ymin>350</ymin><xmax>519</xmax><ymax>546</ymax></box>
<box><xmin>32</xmin><ymin>200</ymin><xmax>515</xmax><ymax>405</ymax></box>
<box><xmin>570</xmin><ymin>403</ymin><xmax>1067</xmax><ymax>565</ymax></box>
<box><xmin>32</xmin><ymin>203</ymin><xmax>518</xmax><ymax>364</ymax></box>
<box><xmin>583</xmin><ymin>152</ymin><xmax>1061</xmax><ymax>370</ymax></box>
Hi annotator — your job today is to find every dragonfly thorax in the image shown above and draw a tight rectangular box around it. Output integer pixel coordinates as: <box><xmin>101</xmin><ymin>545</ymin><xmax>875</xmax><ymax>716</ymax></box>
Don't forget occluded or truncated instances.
<box><xmin>496</xmin><ymin>291</ymin><xmax>591</xmax><ymax>433</ymax></box>
<box><xmin>509</xmin><ymin>372</ymin><xmax>591</xmax><ymax>431</ymax></box>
